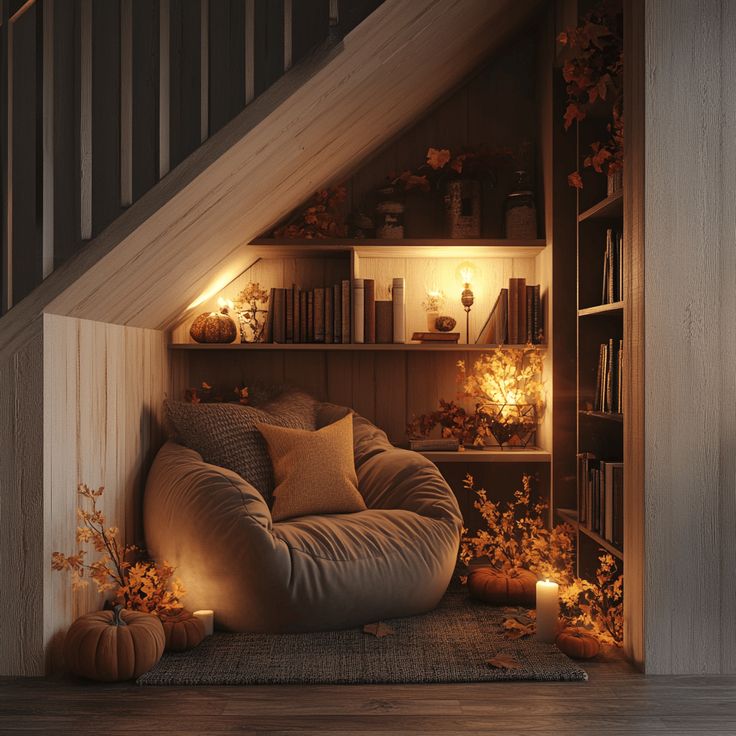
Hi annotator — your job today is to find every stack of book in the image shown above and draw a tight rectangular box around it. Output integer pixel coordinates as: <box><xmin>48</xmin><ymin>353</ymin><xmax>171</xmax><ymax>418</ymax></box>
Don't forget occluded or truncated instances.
<box><xmin>265</xmin><ymin>277</ymin><xmax>406</xmax><ymax>344</ymax></box>
<box><xmin>593</xmin><ymin>338</ymin><xmax>623</xmax><ymax>413</ymax></box>
<box><xmin>602</xmin><ymin>228</ymin><xmax>623</xmax><ymax>304</ymax></box>
<box><xmin>476</xmin><ymin>278</ymin><xmax>543</xmax><ymax>345</ymax></box>
<box><xmin>577</xmin><ymin>452</ymin><xmax>623</xmax><ymax>549</ymax></box>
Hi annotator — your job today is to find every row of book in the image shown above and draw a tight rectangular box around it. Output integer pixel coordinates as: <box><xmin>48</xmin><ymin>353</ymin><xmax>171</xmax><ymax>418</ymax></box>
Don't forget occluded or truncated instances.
<box><xmin>577</xmin><ymin>453</ymin><xmax>623</xmax><ymax>549</ymax></box>
<box><xmin>594</xmin><ymin>338</ymin><xmax>623</xmax><ymax>414</ymax></box>
<box><xmin>476</xmin><ymin>278</ymin><xmax>543</xmax><ymax>345</ymax></box>
<box><xmin>265</xmin><ymin>278</ymin><xmax>406</xmax><ymax>344</ymax></box>
<box><xmin>602</xmin><ymin>228</ymin><xmax>623</xmax><ymax>304</ymax></box>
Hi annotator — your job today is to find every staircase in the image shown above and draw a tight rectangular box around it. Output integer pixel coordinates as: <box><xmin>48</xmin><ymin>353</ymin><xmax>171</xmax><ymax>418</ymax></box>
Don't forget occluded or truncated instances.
<box><xmin>0</xmin><ymin>0</ymin><xmax>382</xmax><ymax>315</ymax></box>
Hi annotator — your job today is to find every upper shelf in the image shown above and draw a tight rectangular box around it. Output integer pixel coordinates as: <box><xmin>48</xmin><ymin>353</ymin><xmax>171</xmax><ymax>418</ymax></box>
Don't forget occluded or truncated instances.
<box><xmin>169</xmin><ymin>343</ymin><xmax>547</xmax><ymax>352</ymax></box>
<box><xmin>248</xmin><ymin>238</ymin><xmax>547</xmax><ymax>259</ymax></box>
<box><xmin>419</xmin><ymin>447</ymin><xmax>550</xmax><ymax>463</ymax></box>
<box><xmin>578</xmin><ymin>190</ymin><xmax>623</xmax><ymax>222</ymax></box>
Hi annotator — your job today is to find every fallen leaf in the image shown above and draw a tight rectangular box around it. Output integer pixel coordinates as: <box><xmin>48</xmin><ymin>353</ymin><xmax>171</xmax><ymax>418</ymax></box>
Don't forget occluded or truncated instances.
<box><xmin>363</xmin><ymin>622</ymin><xmax>394</xmax><ymax>638</ymax></box>
<box><xmin>487</xmin><ymin>654</ymin><xmax>522</xmax><ymax>670</ymax></box>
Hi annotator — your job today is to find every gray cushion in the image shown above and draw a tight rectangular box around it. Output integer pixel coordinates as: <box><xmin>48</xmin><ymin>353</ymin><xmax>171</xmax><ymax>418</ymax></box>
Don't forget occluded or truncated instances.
<box><xmin>164</xmin><ymin>391</ymin><xmax>316</xmax><ymax>501</ymax></box>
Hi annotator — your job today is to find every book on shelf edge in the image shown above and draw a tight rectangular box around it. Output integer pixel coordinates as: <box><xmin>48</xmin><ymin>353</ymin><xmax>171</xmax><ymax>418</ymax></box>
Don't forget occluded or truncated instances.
<box><xmin>273</xmin><ymin>288</ymin><xmax>285</xmax><ymax>343</ymax></box>
<box><xmin>392</xmin><ymin>277</ymin><xmax>405</xmax><ymax>343</ymax></box>
<box><xmin>476</xmin><ymin>288</ymin><xmax>508</xmax><ymax>344</ymax></box>
<box><xmin>285</xmin><ymin>287</ymin><xmax>294</xmax><ymax>343</ymax></box>
<box><xmin>333</xmin><ymin>284</ymin><xmax>342</xmax><ymax>343</ymax></box>
<box><xmin>299</xmin><ymin>290</ymin><xmax>307</xmax><ymax>344</ymax></box>
<box><xmin>265</xmin><ymin>287</ymin><xmax>275</xmax><ymax>342</ymax></box>
<box><xmin>293</xmin><ymin>286</ymin><xmax>301</xmax><ymax>343</ymax></box>
<box><xmin>508</xmin><ymin>278</ymin><xmax>519</xmax><ymax>344</ymax></box>
<box><xmin>517</xmin><ymin>277</ymin><xmax>527</xmax><ymax>346</ymax></box>
<box><xmin>409</xmin><ymin>438</ymin><xmax>460</xmax><ymax>452</ymax></box>
<box><xmin>375</xmin><ymin>300</ymin><xmax>392</xmax><ymax>343</ymax></box>
<box><xmin>364</xmin><ymin>278</ymin><xmax>376</xmax><ymax>344</ymax></box>
<box><xmin>341</xmin><ymin>280</ymin><xmax>351</xmax><ymax>343</ymax></box>
<box><xmin>325</xmin><ymin>286</ymin><xmax>334</xmax><ymax>344</ymax></box>
<box><xmin>314</xmin><ymin>288</ymin><xmax>325</xmax><ymax>343</ymax></box>
<box><xmin>411</xmin><ymin>332</ymin><xmax>460</xmax><ymax>343</ymax></box>
<box><xmin>351</xmin><ymin>279</ymin><xmax>365</xmax><ymax>343</ymax></box>
<box><xmin>306</xmin><ymin>290</ymin><xmax>314</xmax><ymax>343</ymax></box>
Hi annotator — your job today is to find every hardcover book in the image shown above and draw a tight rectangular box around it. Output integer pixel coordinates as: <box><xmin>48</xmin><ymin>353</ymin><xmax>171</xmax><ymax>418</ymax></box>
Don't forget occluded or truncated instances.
<box><xmin>364</xmin><ymin>278</ymin><xmax>376</xmax><ymax>343</ymax></box>
<box><xmin>341</xmin><ymin>280</ymin><xmax>351</xmax><ymax>344</ymax></box>
<box><xmin>352</xmin><ymin>279</ymin><xmax>365</xmax><ymax>344</ymax></box>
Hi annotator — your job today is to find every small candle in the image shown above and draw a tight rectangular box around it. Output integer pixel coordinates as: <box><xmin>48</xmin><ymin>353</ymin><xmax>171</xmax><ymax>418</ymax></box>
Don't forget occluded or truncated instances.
<box><xmin>193</xmin><ymin>609</ymin><xmax>214</xmax><ymax>637</ymax></box>
<box><xmin>535</xmin><ymin>580</ymin><xmax>559</xmax><ymax>643</ymax></box>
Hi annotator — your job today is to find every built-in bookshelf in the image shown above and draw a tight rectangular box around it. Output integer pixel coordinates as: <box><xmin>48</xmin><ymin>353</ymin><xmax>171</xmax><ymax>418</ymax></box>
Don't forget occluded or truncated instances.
<box><xmin>562</xmin><ymin>100</ymin><xmax>625</xmax><ymax>569</ymax></box>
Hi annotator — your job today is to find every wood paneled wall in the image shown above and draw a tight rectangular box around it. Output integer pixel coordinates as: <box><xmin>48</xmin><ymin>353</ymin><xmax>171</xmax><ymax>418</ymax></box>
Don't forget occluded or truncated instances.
<box><xmin>42</xmin><ymin>315</ymin><xmax>171</xmax><ymax>672</ymax></box>
<box><xmin>0</xmin><ymin>0</ymin><xmax>340</xmax><ymax>316</ymax></box>
<box><xmin>638</xmin><ymin>0</ymin><xmax>736</xmax><ymax>674</ymax></box>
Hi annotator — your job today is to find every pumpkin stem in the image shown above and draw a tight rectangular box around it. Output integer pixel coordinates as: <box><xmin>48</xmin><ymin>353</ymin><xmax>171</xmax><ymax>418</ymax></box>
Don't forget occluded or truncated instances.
<box><xmin>111</xmin><ymin>604</ymin><xmax>128</xmax><ymax>627</ymax></box>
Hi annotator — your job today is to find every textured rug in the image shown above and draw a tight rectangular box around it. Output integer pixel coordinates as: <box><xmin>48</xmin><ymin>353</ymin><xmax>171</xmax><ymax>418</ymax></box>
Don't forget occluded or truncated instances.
<box><xmin>137</xmin><ymin>592</ymin><xmax>587</xmax><ymax>685</ymax></box>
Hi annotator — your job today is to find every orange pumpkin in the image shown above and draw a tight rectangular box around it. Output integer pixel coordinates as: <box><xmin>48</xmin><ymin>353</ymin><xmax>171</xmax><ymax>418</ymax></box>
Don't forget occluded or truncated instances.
<box><xmin>556</xmin><ymin>627</ymin><xmax>601</xmax><ymax>659</ymax></box>
<box><xmin>468</xmin><ymin>567</ymin><xmax>537</xmax><ymax>606</ymax></box>
<box><xmin>161</xmin><ymin>609</ymin><xmax>206</xmax><ymax>652</ymax></box>
<box><xmin>63</xmin><ymin>605</ymin><xmax>165</xmax><ymax>681</ymax></box>
<box><xmin>190</xmin><ymin>309</ymin><xmax>237</xmax><ymax>343</ymax></box>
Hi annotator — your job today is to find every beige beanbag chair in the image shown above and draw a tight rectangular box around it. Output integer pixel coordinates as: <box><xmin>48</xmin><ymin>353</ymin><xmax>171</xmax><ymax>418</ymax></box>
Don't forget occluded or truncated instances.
<box><xmin>143</xmin><ymin>403</ymin><xmax>462</xmax><ymax>632</ymax></box>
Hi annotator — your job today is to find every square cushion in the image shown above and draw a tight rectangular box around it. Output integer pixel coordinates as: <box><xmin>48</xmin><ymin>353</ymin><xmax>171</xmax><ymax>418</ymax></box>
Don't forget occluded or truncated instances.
<box><xmin>257</xmin><ymin>414</ymin><xmax>367</xmax><ymax>522</ymax></box>
<box><xmin>165</xmin><ymin>390</ymin><xmax>315</xmax><ymax>502</ymax></box>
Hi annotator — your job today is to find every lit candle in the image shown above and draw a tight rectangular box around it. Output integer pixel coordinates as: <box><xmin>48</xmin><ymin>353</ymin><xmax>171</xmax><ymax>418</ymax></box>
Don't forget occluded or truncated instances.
<box><xmin>193</xmin><ymin>609</ymin><xmax>214</xmax><ymax>636</ymax></box>
<box><xmin>535</xmin><ymin>580</ymin><xmax>559</xmax><ymax>643</ymax></box>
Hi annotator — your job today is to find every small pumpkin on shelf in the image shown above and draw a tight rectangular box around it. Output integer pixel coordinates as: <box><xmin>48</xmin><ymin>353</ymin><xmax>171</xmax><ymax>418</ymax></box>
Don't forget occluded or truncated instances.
<box><xmin>190</xmin><ymin>298</ymin><xmax>237</xmax><ymax>344</ymax></box>
<box><xmin>161</xmin><ymin>609</ymin><xmax>206</xmax><ymax>652</ymax></box>
<box><xmin>63</xmin><ymin>605</ymin><xmax>165</xmax><ymax>681</ymax></box>
<box><xmin>555</xmin><ymin>626</ymin><xmax>601</xmax><ymax>660</ymax></box>
<box><xmin>468</xmin><ymin>566</ymin><xmax>537</xmax><ymax>607</ymax></box>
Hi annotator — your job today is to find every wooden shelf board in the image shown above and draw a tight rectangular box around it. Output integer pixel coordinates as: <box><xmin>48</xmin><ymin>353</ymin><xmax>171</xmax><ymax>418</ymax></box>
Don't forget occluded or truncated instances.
<box><xmin>578</xmin><ymin>301</ymin><xmax>624</xmax><ymax>317</ymax></box>
<box><xmin>578</xmin><ymin>190</ymin><xmax>623</xmax><ymax>222</ymax></box>
<box><xmin>169</xmin><ymin>342</ymin><xmax>547</xmax><ymax>352</ymax></box>
<box><xmin>248</xmin><ymin>238</ymin><xmax>547</xmax><ymax>259</ymax></box>
<box><xmin>419</xmin><ymin>447</ymin><xmax>550</xmax><ymax>463</ymax></box>
<box><xmin>579</xmin><ymin>410</ymin><xmax>624</xmax><ymax>423</ymax></box>
<box><xmin>556</xmin><ymin>508</ymin><xmax>623</xmax><ymax>560</ymax></box>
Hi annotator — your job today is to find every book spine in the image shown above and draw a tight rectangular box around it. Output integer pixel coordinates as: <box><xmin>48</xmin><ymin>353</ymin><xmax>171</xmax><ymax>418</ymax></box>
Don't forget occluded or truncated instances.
<box><xmin>606</xmin><ymin>337</ymin><xmax>615</xmax><ymax>412</ymax></box>
<box><xmin>341</xmin><ymin>280</ymin><xmax>351</xmax><ymax>343</ymax></box>
<box><xmin>314</xmin><ymin>288</ymin><xmax>325</xmax><ymax>343</ymax></box>
<box><xmin>604</xmin><ymin>461</ymin><xmax>614</xmax><ymax>541</ymax></box>
<box><xmin>508</xmin><ymin>278</ymin><xmax>519</xmax><ymax>344</ymax></box>
<box><xmin>293</xmin><ymin>286</ymin><xmax>300</xmax><ymax>343</ymax></box>
<box><xmin>325</xmin><ymin>286</ymin><xmax>334</xmax><ymax>344</ymax></box>
<box><xmin>299</xmin><ymin>290</ymin><xmax>307</xmax><ymax>343</ymax></box>
<box><xmin>273</xmin><ymin>289</ymin><xmax>286</xmax><ymax>343</ymax></box>
<box><xmin>517</xmin><ymin>277</ymin><xmax>527</xmax><ymax>344</ymax></box>
<box><xmin>307</xmin><ymin>290</ymin><xmax>314</xmax><ymax>343</ymax></box>
<box><xmin>617</xmin><ymin>340</ymin><xmax>623</xmax><ymax>413</ymax></box>
<box><xmin>531</xmin><ymin>285</ymin><xmax>541</xmax><ymax>343</ymax></box>
<box><xmin>375</xmin><ymin>300</ymin><xmax>393</xmax><ymax>343</ymax></box>
<box><xmin>499</xmin><ymin>289</ymin><xmax>508</xmax><ymax>344</ymax></box>
<box><xmin>613</xmin><ymin>464</ymin><xmax>624</xmax><ymax>548</ymax></box>
<box><xmin>392</xmin><ymin>277</ymin><xmax>405</xmax><ymax>343</ymax></box>
<box><xmin>594</xmin><ymin>343</ymin><xmax>605</xmax><ymax>411</ymax></box>
<box><xmin>285</xmin><ymin>287</ymin><xmax>294</xmax><ymax>343</ymax></box>
<box><xmin>352</xmin><ymin>279</ymin><xmax>365</xmax><ymax>343</ymax></box>
<box><xmin>603</xmin><ymin>229</ymin><xmax>611</xmax><ymax>303</ymax></box>
<box><xmin>265</xmin><ymin>288</ymin><xmax>275</xmax><ymax>342</ymax></box>
<box><xmin>525</xmin><ymin>286</ymin><xmax>533</xmax><ymax>344</ymax></box>
<box><xmin>608</xmin><ymin>230</ymin><xmax>615</xmax><ymax>304</ymax></box>
<box><xmin>364</xmin><ymin>278</ymin><xmax>376</xmax><ymax>343</ymax></box>
<box><xmin>333</xmin><ymin>284</ymin><xmax>341</xmax><ymax>343</ymax></box>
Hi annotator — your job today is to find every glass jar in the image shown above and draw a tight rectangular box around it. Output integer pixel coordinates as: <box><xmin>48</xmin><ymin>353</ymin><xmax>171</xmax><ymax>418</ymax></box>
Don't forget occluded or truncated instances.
<box><xmin>504</xmin><ymin>170</ymin><xmax>537</xmax><ymax>240</ymax></box>
<box><xmin>375</xmin><ymin>186</ymin><xmax>405</xmax><ymax>239</ymax></box>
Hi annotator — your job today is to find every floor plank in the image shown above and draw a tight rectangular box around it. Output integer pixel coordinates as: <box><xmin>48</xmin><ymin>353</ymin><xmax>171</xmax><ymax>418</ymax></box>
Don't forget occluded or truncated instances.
<box><xmin>2</xmin><ymin>664</ymin><xmax>736</xmax><ymax>735</ymax></box>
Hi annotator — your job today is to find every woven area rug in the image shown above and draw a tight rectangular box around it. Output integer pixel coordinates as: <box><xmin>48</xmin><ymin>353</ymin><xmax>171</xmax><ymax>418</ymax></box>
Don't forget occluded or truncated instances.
<box><xmin>137</xmin><ymin>592</ymin><xmax>587</xmax><ymax>685</ymax></box>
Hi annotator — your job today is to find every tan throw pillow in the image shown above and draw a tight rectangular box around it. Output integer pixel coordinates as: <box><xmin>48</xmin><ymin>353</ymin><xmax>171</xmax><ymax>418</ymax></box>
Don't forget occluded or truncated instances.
<box><xmin>257</xmin><ymin>414</ymin><xmax>367</xmax><ymax>522</ymax></box>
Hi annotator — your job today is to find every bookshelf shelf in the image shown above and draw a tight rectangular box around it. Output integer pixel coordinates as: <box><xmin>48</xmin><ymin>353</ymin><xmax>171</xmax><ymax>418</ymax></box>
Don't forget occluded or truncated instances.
<box><xmin>579</xmin><ymin>410</ymin><xmax>624</xmax><ymax>423</ymax></box>
<box><xmin>169</xmin><ymin>343</ymin><xmax>547</xmax><ymax>352</ymax></box>
<box><xmin>556</xmin><ymin>508</ymin><xmax>623</xmax><ymax>560</ymax></box>
<box><xmin>578</xmin><ymin>301</ymin><xmax>624</xmax><ymax>317</ymax></box>
<box><xmin>248</xmin><ymin>238</ymin><xmax>547</xmax><ymax>259</ymax></box>
<box><xmin>578</xmin><ymin>190</ymin><xmax>623</xmax><ymax>222</ymax></box>
<box><xmin>418</xmin><ymin>448</ymin><xmax>550</xmax><ymax>464</ymax></box>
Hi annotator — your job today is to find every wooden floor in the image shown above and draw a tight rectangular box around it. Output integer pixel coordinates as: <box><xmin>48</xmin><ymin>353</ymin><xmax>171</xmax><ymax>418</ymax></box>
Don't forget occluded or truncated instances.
<box><xmin>2</xmin><ymin>659</ymin><xmax>736</xmax><ymax>735</ymax></box>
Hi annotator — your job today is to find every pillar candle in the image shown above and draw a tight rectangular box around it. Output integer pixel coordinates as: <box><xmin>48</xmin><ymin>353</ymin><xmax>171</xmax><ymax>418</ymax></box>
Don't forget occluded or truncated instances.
<box><xmin>535</xmin><ymin>580</ymin><xmax>559</xmax><ymax>643</ymax></box>
<box><xmin>193</xmin><ymin>609</ymin><xmax>214</xmax><ymax>637</ymax></box>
